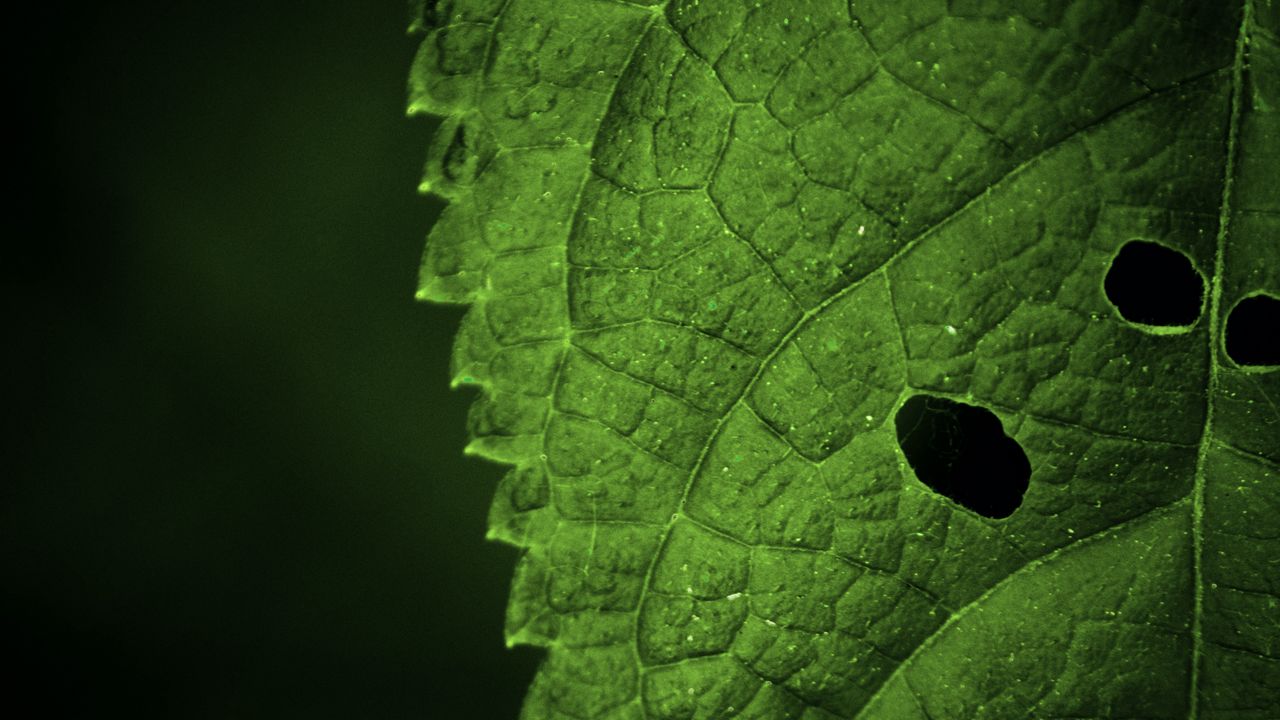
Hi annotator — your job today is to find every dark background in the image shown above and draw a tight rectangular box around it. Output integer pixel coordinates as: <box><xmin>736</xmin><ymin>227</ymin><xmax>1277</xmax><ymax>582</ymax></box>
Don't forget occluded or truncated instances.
<box><xmin>10</xmin><ymin>1</ymin><xmax>539</xmax><ymax>716</ymax></box>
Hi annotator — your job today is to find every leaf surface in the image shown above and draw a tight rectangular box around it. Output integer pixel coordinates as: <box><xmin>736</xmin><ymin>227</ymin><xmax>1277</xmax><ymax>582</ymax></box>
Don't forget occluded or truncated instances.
<box><xmin>408</xmin><ymin>1</ymin><xmax>1280</xmax><ymax>717</ymax></box>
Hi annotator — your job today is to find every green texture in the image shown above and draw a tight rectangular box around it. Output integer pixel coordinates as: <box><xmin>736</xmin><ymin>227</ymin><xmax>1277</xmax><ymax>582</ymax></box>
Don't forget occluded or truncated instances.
<box><xmin>408</xmin><ymin>1</ymin><xmax>1279</xmax><ymax>717</ymax></box>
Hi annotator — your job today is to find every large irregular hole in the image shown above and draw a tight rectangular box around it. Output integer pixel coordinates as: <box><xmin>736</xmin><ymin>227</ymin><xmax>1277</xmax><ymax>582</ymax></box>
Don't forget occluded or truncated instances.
<box><xmin>1104</xmin><ymin>240</ymin><xmax>1204</xmax><ymax>326</ymax></box>
<box><xmin>894</xmin><ymin>395</ymin><xmax>1030</xmax><ymax>519</ymax></box>
<box><xmin>1226</xmin><ymin>294</ymin><xmax>1279</xmax><ymax>366</ymax></box>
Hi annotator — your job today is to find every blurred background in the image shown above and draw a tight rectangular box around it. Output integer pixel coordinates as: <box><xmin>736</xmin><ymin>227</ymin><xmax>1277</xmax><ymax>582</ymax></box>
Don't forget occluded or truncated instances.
<box><xmin>9</xmin><ymin>1</ymin><xmax>539</xmax><ymax>715</ymax></box>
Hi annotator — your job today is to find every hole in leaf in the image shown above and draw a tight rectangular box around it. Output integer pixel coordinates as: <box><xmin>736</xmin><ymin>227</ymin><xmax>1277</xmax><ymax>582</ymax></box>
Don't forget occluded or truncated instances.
<box><xmin>1226</xmin><ymin>294</ymin><xmax>1279</xmax><ymax>366</ymax></box>
<box><xmin>1104</xmin><ymin>240</ymin><xmax>1204</xmax><ymax>326</ymax></box>
<box><xmin>423</xmin><ymin>0</ymin><xmax>449</xmax><ymax>27</ymax></box>
<box><xmin>442</xmin><ymin>116</ymin><xmax>494</xmax><ymax>184</ymax></box>
<box><xmin>894</xmin><ymin>395</ymin><xmax>1030</xmax><ymax>519</ymax></box>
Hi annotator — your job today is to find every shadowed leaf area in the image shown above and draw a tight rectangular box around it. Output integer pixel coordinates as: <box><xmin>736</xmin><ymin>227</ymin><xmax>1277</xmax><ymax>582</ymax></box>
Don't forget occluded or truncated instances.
<box><xmin>408</xmin><ymin>0</ymin><xmax>1279</xmax><ymax>717</ymax></box>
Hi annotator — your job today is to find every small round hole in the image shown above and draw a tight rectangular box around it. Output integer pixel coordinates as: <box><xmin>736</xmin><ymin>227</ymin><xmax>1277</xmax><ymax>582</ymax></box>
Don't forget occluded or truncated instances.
<box><xmin>1225</xmin><ymin>294</ymin><xmax>1278</xmax><ymax>367</ymax></box>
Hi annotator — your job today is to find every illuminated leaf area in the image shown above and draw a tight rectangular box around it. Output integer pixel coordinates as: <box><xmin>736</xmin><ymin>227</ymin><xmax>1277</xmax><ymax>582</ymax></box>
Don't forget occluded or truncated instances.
<box><xmin>408</xmin><ymin>1</ymin><xmax>1279</xmax><ymax>717</ymax></box>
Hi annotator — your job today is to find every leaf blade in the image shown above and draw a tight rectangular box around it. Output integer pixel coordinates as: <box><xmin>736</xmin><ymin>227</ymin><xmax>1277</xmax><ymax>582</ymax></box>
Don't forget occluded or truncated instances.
<box><xmin>410</xmin><ymin>1</ymin><xmax>1280</xmax><ymax>717</ymax></box>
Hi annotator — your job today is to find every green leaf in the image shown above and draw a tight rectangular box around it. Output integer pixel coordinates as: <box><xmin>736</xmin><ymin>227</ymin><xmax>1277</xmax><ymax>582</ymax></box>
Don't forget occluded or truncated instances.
<box><xmin>408</xmin><ymin>1</ymin><xmax>1279</xmax><ymax>717</ymax></box>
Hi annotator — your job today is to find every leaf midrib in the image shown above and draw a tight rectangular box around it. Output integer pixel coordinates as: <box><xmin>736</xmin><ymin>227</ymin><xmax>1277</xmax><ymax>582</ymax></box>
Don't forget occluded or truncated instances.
<box><xmin>1188</xmin><ymin>2</ymin><xmax>1253</xmax><ymax>718</ymax></box>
